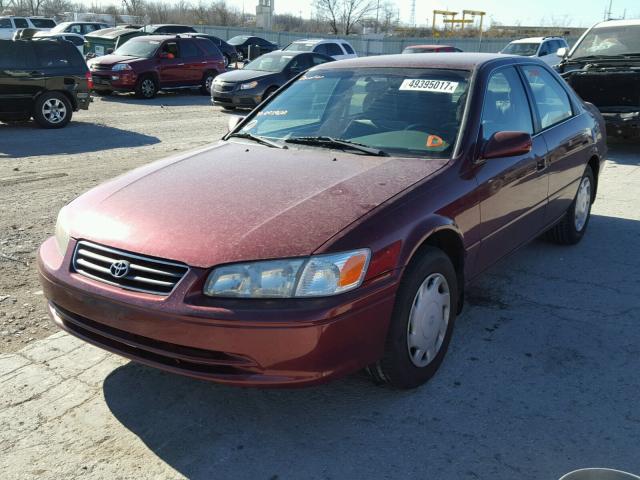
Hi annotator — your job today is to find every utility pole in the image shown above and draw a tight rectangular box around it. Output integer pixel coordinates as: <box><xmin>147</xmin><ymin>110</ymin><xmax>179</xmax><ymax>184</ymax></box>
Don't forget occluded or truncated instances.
<box><xmin>375</xmin><ymin>0</ymin><xmax>380</xmax><ymax>33</ymax></box>
<box><xmin>409</xmin><ymin>0</ymin><xmax>416</xmax><ymax>28</ymax></box>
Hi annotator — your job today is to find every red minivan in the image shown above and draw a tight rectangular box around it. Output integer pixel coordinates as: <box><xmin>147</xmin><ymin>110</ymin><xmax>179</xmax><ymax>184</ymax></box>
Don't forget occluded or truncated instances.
<box><xmin>39</xmin><ymin>54</ymin><xmax>607</xmax><ymax>389</ymax></box>
<box><xmin>88</xmin><ymin>35</ymin><xmax>225</xmax><ymax>98</ymax></box>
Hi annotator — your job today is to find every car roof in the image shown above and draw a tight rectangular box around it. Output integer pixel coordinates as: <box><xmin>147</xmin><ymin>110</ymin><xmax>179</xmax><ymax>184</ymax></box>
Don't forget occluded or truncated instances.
<box><xmin>314</xmin><ymin>52</ymin><xmax>510</xmax><ymax>71</ymax></box>
<box><xmin>405</xmin><ymin>44</ymin><xmax>454</xmax><ymax>49</ymax></box>
<box><xmin>258</xmin><ymin>50</ymin><xmax>310</xmax><ymax>59</ymax></box>
<box><xmin>291</xmin><ymin>38</ymin><xmax>351</xmax><ymax>44</ymax></box>
<box><xmin>592</xmin><ymin>19</ymin><xmax>640</xmax><ymax>28</ymax></box>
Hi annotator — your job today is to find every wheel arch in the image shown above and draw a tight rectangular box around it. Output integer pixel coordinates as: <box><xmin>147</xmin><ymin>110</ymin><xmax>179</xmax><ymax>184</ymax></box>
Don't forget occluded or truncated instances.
<box><xmin>588</xmin><ymin>154</ymin><xmax>600</xmax><ymax>201</ymax></box>
<box><xmin>402</xmin><ymin>219</ymin><xmax>466</xmax><ymax>313</ymax></box>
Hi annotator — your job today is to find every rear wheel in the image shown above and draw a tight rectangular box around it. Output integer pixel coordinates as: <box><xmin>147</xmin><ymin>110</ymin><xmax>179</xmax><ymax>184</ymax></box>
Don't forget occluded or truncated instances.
<box><xmin>201</xmin><ymin>71</ymin><xmax>216</xmax><ymax>95</ymax></box>
<box><xmin>33</xmin><ymin>92</ymin><xmax>72</xmax><ymax>129</ymax></box>
<box><xmin>135</xmin><ymin>75</ymin><xmax>157</xmax><ymax>99</ymax></box>
<box><xmin>546</xmin><ymin>166</ymin><xmax>594</xmax><ymax>245</ymax></box>
<box><xmin>369</xmin><ymin>247</ymin><xmax>458</xmax><ymax>389</ymax></box>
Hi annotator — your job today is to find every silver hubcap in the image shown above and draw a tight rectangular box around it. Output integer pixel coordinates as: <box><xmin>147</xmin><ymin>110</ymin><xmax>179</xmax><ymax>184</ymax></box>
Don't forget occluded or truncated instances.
<box><xmin>407</xmin><ymin>273</ymin><xmax>451</xmax><ymax>367</ymax></box>
<box><xmin>42</xmin><ymin>98</ymin><xmax>66</xmax><ymax>124</ymax></box>
<box><xmin>141</xmin><ymin>79</ymin><xmax>155</xmax><ymax>97</ymax></box>
<box><xmin>574</xmin><ymin>176</ymin><xmax>591</xmax><ymax>232</ymax></box>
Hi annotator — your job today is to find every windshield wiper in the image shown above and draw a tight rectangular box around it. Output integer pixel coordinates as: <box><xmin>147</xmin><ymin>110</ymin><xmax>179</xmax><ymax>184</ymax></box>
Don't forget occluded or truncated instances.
<box><xmin>228</xmin><ymin>132</ymin><xmax>287</xmax><ymax>149</ymax></box>
<box><xmin>284</xmin><ymin>136</ymin><xmax>388</xmax><ymax>156</ymax></box>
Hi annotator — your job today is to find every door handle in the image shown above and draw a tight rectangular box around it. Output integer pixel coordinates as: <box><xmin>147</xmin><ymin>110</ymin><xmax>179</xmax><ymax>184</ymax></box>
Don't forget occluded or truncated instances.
<box><xmin>177</xmin><ymin>63</ymin><xmax>185</xmax><ymax>66</ymax></box>
<box><xmin>30</xmin><ymin>71</ymin><xmax>45</xmax><ymax>77</ymax></box>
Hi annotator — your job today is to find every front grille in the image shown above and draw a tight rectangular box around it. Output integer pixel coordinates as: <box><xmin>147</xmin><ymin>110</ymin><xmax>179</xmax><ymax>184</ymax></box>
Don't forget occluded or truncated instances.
<box><xmin>91</xmin><ymin>64</ymin><xmax>113</xmax><ymax>71</ymax></box>
<box><xmin>72</xmin><ymin>241</ymin><xmax>189</xmax><ymax>295</ymax></box>
<box><xmin>213</xmin><ymin>96</ymin><xmax>232</xmax><ymax>103</ymax></box>
<box><xmin>214</xmin><ymin>82</ymin><xmax>235</xmax><ymax>92</ymax></box>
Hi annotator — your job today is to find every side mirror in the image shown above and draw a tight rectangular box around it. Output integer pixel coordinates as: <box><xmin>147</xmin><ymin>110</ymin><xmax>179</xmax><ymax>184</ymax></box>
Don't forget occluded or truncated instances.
<box><xmin>482</xmin><ymin>131</ymin><xmax>532</xmax><ymax>159</ymax></box>
<box><xmin>227</xmin><ymin>115</ymin><xmax>245</xmax><ymax>132</ymax></box>
<box><xmin>556</xmin><ymin>47</ymin><xmax>567</xmax><ymax>58</ymax></box>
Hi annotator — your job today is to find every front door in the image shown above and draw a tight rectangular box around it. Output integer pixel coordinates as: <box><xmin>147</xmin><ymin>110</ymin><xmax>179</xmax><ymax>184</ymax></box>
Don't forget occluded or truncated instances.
<box><xmin>157</xmin><ymin>41</ymin><xmax>183</xmax><ymax>86</ymax></box>
<box><xmin>474</xmin><ymin>66</ymin><xmax>549</xmax><ymax>273</ymax></box>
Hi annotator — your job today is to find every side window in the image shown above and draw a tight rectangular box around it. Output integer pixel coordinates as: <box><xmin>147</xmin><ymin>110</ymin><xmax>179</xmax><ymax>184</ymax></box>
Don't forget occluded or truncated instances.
<box><xmin>180</xmin><ymin>40</ymin><xmax>200</xmax><ymax>58</ymax></box>
<box><xmin>314</xmin><ymin>44</ymin><xmax>328</xmax><ymax>55</ymax></box>
<box><xmin>538</xmin><ymin>42</ymin><xmax>549</xmax><ymax>56</ymax></box>
<box><xmin>195</xmin><ymin>38</ymin><xmax>220</xmax><ymax>57</ymax></box>
<box><xmin>311</xmin><ymin>54</ymin><xmax>330</xmax><ymax>65</ymax></box>
<box><xmin>0</xmin><ymin>42</ymin><xmax>34</xmax><ymax>68</ymax></box>
<box><xmin>0</xmin><ymin>18</ymin><xmax>11</xmax><ymax>28</ymax></box>
<box><xmin>33</xmin><ymin>42</ymin><xmax>72</xmax><ymax>68</ymax></box>
<box><xmin>325</xmin><ymin>43</ymin><xmax>343</xmax><ymax>56</ymax></box>
<box><xmin>83</xmin><ymin>24</ymin><xmax>98</xmax><ymax>34</ymax></box>
<box><xmin>341</xmin><ymin>43</ymin><xmax>355</xmax><ymax>54</ymax></box>
<box><xmin>68</xmin><ymin>24</ymin><xmax>82</xmax><ymax>34</ymax></box>
<box><xmin>521</xmin><ymin>65</ymin><xmax>573</xmax><ymax>130</ymax></box>
<box><xmin>14</xmin><ymin>18</ymin><xmax>29</xmax><ymax>28</ymax></box>
<box><xmin>161</xmin><ymin>41</ymin><xmax>179</xmax><ymax>58</ymax></box>
<box><xmin>481</xmin><ymin>67</ymin><xmax>533</xmax><ymax>142</ymax></box>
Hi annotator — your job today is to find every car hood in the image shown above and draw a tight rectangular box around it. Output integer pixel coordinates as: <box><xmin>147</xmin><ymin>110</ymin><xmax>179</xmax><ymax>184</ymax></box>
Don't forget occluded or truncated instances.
<box><xmin>216</xmin><ymin>69</ymin><xmax>277</xmax><ymax>83</ymax></box>
<box><xmin>66</xmin><ymin>141</ymin><xmax>447</xmax><ymax>268</ymax></box>
<box><xmin>90</xmin><ymin>55</ymin><xmax>145</xmax><ymax>67</ymax></box>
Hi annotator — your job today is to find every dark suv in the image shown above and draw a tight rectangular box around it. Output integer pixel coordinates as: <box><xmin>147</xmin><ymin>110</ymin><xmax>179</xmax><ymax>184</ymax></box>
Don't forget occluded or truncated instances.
<box><xmin>0</xmin><ymin>39</ymin><xmax>91</xmax><ymax>128</ymax></box>
<box><xmin>88</xmin><ymin>35</ymin><xmax>225</xmax><ymax>98</ymax></box>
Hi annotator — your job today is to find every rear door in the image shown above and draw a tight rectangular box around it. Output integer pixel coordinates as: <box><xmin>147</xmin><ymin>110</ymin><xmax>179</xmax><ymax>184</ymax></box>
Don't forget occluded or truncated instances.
<box><xmin>33</xmin><ymin>41</ymin><xmax>85</xmax><ymax>94</ymax></box>
<box><xmin>178</xmin><ymin>39</ymin><xmax>205</xmax><ymax>84</ymax></box>
<box><xmin>520</xmin><ymin>64</ymin><xmax>592</xmax><ymax>224</ymax></box>
<box><xmin>0</xmin><ymin>41</ymin><xmax>40</xmax><ymax>114</ymax></box>
<box><xmin>474</xmin><ymin>66</ymin><xmax>549</xmax><ymax>272</ymax></box>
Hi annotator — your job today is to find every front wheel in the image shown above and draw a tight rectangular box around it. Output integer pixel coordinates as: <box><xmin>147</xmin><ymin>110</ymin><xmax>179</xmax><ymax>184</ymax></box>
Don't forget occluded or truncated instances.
<box><xmin>546</xmin><ymin>165</ymin><xmax>594</xmax><ymax>245</ymax></box>
<box><xmin>33</xmin><ymin>92</ymin><xmax>72</xmax><ymax>129</ymax></box>
<box><xmin>369</xmin><ymin>247</ymin><xmax>458</xmax><ymax>389</ymax></box>
<box><xmin>135</xmin><ymin>75</ymin><xmax>157</xmax><ymax>99</ymax></box>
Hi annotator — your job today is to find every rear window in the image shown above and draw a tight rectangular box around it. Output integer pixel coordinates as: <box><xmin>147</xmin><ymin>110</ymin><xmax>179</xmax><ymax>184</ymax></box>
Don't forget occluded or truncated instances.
<box><xmin>0</xmin><ymin>18</ymin><xmax>11</xmax><ymax>29</ymax></box>
<box><xmin>33</xmin><ymin>41</ymin><xmax>80</xmax><ymax>68</ymax></box>
<box><xmin>30</xmin><ymin>18</ymin><xmax>56</xmax><ymax>28</ymax></box>
<box><xmin>342</xmin><ymin>43</ymin><xmax>355</xmax><ymax>54</ymax></box>
<box><xmin>14</xmin><ymin>18</ymin><xmax>28</xmax><ymax>28</ymax></box>
<box><xmin>325</xmin><ymin>43</ymin><xmax>343</xmax><ymax>56</ymax></box>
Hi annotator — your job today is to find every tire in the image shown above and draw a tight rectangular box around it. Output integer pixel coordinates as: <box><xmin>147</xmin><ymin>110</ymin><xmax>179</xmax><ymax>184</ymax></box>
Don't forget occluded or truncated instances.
<box><xmin>222</xmin><ymin>106</ymin><xmax>236</xmax><ymax>111</ymax></box>
<box><xmin>135</xmin><ymin>75</ymin><xmax>158</xmax><ymax>99</ymax></box>
<box><xmin>546</xmin><ymin>165</ymin><xmax>594</xmax><ymax>245</ymax></box>
<box><xmin>223</xmin><ymin>54</ymin><xmax>230</xmax><ymax>68</ymax></box>
<box><xmin>200</xmin><ymin>71</ymin><xmax>216</xmax><ymax>95</ymax></box>
<box><xmin>369</xmin><ymin>247</ymin><xmax>458</xmax><ymax>389</ymax></box>
<box><xmin>262</xmin><ymin>86</ymin><xmax>278</xmax><ymax>102</ymax></box>
<box><xmin>33</xmin><ymin>92</ymin><xmax>72</xmax><ymax>129</ymax></box>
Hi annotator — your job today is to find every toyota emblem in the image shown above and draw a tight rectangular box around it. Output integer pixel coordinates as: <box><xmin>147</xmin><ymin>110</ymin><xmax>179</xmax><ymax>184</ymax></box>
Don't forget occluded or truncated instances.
<box><xmin>109</xmin><ymin>260</ymin><xmax>130</xmax><ymax>279</ymax></box>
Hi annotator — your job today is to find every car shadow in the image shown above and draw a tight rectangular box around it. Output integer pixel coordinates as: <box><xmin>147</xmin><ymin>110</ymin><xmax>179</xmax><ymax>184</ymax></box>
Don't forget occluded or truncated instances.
<box><xmin>103</xmin><ymin>212</ymin><xmax>640</xmax><ymax>479</ymax></box>
<box><xmin>98</xmin><ymin>90</ymin><xmax>213</xmax><ymax>107</ymax></box>
<box><xmin>605</xmin><ymin>142</ymin><xmax>639</xmax><ymax>166</ymax></box>
<box><xmin>0</xmin><ymin>121</ymin><xmax>160</xmax><ymax>158</ymax></box>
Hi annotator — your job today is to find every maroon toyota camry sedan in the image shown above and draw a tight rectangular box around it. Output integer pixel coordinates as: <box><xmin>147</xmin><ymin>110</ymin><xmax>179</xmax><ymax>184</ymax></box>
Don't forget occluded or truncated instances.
<box><xmin>38</xmin><ymin>53</ymin><xmax>607</xmax><ymax>389</ymax></box>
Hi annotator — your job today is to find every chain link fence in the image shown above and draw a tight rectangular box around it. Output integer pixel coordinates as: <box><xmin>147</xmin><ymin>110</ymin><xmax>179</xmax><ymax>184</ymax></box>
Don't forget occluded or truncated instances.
<box><xmin>194</xmin><ymin>25</ymin><xmax>578</xmax><ymax>56</ymax></box>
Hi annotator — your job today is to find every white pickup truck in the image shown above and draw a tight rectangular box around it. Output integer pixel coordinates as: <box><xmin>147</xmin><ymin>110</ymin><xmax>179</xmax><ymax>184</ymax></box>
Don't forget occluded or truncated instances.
<box><xmin>0</xmin><ymin>16</ymin><xmax>56</xmax><ymax>40</ymax></box>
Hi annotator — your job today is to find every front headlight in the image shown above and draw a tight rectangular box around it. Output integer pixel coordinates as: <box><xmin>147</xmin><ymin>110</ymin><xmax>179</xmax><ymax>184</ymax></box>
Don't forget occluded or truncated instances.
<box><xmin>240</xmin><ymin>80</ymin><xmax>258</xmax><ymax>90</ymax></box>
<box><xmin>54</xmin><ymin>206</ymin><xmax>71</xmax><ymax>256</ymax></box>
<box><xmin>204</xmin><ymin>249</ymin><xmax>370</xmax><ymax>298</ymax></box>
<box><xmin>112</xmin><ymin>63</ymin><xmax>132</xmax><ymax>71</ymax></box>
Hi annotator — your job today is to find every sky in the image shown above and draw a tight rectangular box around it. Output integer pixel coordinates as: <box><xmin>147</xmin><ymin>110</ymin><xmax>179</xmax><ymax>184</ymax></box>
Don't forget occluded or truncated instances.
<box><xmin>226</xmin><ymin>0</ymin><xmax>640</xmax><ymax>28</ymax></box>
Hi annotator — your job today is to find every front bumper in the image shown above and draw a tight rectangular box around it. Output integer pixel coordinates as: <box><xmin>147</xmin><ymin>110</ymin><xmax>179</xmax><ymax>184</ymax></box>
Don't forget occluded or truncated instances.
<box><xmin>211</xmin><ymin>87</ymin><xmax>262</xmax><ymax>109</ymax></box>
<box><xmin>38</xmin><ymin>237</ymin><xmax>397</xmax><ymax>387</ymax></box>
<box><xmin>91</xmin><ymin>71</ymin><xmax>138</xmax><ymax>92</ymax></box>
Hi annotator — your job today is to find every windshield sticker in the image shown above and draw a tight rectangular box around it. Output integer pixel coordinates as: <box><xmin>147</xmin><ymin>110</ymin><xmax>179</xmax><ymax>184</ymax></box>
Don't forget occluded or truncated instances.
<box><xmin>426</xmin><ymin>135</ymin><xmax>449</xmax><ymax>150</ymax></box>
<box><xmin>400</xmin><ymin>79</ymin><xmax>458</xmax><ymax>93</ymax></box>
<box><xmin>300</xmin><ymin>74</ymin><xmax>324</xmax><ymax>81</ymax></box>
<box><xmin>257</xmin><ymin>110</ymin><xmax>288</xmax><ymax>117</ymax></box>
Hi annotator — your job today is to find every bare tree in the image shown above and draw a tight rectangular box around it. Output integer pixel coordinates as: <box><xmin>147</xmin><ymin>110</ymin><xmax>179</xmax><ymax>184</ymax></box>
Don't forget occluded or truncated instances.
<box><xmin>313</xmin><ymin>0</ymin><xmax>339</xmax><ymax>34</ymax></box>
<box><xmin>314</xmin><ymin>0</ymin><xmax>374</xmax><ymax>35</ymax></box>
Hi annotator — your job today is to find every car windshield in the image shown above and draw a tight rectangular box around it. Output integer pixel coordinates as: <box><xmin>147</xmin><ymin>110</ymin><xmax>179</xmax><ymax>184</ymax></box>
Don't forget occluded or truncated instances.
<box><xmin>238</xmin><ymin>67</ymin><xmax>470</xmax><ymax>159</ymax></box>
<box><xmin>245</xmin><ymin>54</ymin><xmax>294</xmax><ymax>72</ymax></box>
<box><xmin>501</xmin><ymin>42</ymin><xmax>539</xmax><ymax>56</ymax></box>
<box><xmin>571</xmin><ymin>24</ymin><xmax>640</xmax><ymax>58</ymax></box>
<box><xmin>114</xmin><ymin>39</ymin><xmax>160</xmax><ymax>58</ymax></box>
<box><xmin>228</xmin><ymin>35</ymin><xmax>250</xmax><ymax>45</ymax></box>
<box><xmin>284</xmin><ymin>42</ymin><xmax>315</xmax><ymax>52</ymax></box>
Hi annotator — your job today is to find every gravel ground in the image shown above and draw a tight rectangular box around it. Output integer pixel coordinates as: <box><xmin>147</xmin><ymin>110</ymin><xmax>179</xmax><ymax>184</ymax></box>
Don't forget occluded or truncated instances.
<box><xmin>0</xmin><ymin>91</ymin><xmax>230</xmax><ymax>352</ymax></box>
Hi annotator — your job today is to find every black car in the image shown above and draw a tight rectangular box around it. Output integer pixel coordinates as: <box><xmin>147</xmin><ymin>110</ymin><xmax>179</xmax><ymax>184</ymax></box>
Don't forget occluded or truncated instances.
<box><xmin>140</xmin><ymin>24</ymin><xmax>197</xmax><ymax>34</ymax></box>
<box><xmin>0</xmin><ymin>39</ymin><xmax>91</xmax><ymax>128</ymax></box>
<box><xmin>211</xmin><ymin>51</ymin><xmax>333</xmax><ymax>110</ymax></box>
<box><xmin>182</xmin><ymin>33</ymin><xmax>238</xmax><ymax>66</ymax></box>
<box><xmin>227</xmin><ymin>35</ymin><xmax>278</xmax><ymax>59</ymax></box>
